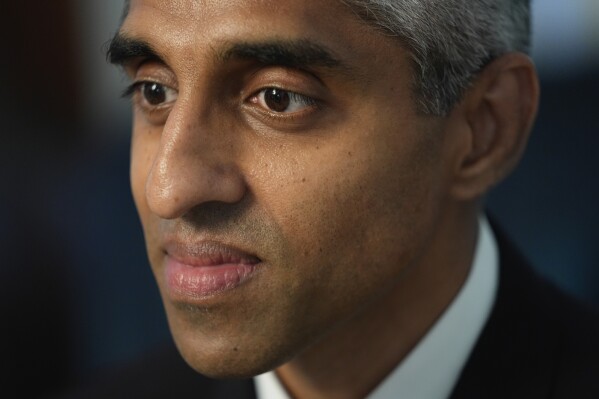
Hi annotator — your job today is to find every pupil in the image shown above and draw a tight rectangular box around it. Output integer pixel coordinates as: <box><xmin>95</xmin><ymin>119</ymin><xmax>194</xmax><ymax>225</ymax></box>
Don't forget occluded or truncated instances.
<box><xmin>143</xmin><ymin>83</ymin><xmax>166</xmax><ymax>105</ymax></box>
<box><xmin>264</xmin><ymin>89</ymin><xmax>290</xmax><ymax>112</ymax></box>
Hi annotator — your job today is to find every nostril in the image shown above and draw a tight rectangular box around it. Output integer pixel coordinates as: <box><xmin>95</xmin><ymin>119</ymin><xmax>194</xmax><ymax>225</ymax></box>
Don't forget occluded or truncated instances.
<box><xmin>145</xmin><ymin>158</ymin><xmax>247</xmax><ymax>220</ymax></box>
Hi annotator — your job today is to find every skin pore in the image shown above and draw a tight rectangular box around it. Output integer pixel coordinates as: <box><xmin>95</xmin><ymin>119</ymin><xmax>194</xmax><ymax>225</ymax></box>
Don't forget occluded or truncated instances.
<box><xmin>112</xmin><ymin>0</ymin><xmax>538</xmax><ymax>398</ymax></box>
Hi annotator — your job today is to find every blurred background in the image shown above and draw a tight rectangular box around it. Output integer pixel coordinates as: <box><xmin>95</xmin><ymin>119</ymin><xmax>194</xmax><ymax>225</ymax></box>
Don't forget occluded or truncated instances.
<box><xmin>1</xmin><ymin>0</ymin><xmax>598</xmax><ymax>397</ymax></box>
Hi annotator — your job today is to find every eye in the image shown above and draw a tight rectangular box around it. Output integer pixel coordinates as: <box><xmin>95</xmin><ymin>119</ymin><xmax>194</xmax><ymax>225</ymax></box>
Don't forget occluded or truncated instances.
<box><xmin>250</xmin><ymin>88</ymin><xmax>316</xmax><ymax>114</ymax></box>
<box><xmin>139</xmin><ymin>82</ymin><xmax>178</xmax><ymax>106</ymax></box>
<box><xmin>123</xmin><ymin>81</ymin><xmax>178</xmax><ymax>108</ymax></box>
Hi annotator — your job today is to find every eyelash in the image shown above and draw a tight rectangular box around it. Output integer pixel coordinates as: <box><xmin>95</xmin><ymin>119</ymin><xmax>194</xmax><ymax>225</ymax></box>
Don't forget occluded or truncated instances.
<box><xmin>121</xmin><ymin>81</ymin><xmax>174</xmax><ymax>99</ymax></box>
<box><xmin>121</xmin><ymin>82</ymin><xmax>321</xmax><ymax>124</ymax></box>
<box><xmin>121</xmin><ymin>81</ymin><xmax>144</xmax><ymax>99</ymax></box>
<box><xmin>249</xmin><ymin>88</ymin><xmax>318</xmax><ymax>113</ymax></box>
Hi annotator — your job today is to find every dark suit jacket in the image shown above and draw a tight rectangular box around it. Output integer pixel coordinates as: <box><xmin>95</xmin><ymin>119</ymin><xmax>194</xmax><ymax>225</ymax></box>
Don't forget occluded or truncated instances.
<box><xmin>68</xmin><ymin>228</ymin><xmax>599</xmax><ymax>399</ymax></box>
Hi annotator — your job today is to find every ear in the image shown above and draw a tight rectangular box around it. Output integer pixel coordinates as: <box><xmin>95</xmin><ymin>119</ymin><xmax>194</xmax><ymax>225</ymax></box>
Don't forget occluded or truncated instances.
<box><xmin>445</xmin><ymin>52</ymin><xmax>540</xmax><ymax>200</ymax></box>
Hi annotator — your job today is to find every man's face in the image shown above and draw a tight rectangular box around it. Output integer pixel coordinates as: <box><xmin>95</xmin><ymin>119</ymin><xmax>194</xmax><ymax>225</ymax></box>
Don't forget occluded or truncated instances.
<box><xmin>124</xmin><ymin>0</ymin><xmax>452</xmax><ymax>377</ymax></box>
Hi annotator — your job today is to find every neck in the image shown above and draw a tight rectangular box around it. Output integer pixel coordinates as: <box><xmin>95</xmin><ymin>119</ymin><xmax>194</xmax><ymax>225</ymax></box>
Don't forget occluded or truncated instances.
<box><xmin>276</xmin><ymin>205</ymin><xmax>480</xmax><ymax>399</ymax></box>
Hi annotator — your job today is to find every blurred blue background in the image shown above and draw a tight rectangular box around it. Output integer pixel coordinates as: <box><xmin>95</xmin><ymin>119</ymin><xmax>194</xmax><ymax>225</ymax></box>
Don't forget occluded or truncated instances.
<box><xmin>1</xmin><ymin>0</ymin><xmax>598</xmax><ymax>396</ymax></box>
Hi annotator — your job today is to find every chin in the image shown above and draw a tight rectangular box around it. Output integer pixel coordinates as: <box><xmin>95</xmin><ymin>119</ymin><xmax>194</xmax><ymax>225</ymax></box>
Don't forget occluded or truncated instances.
<box><xmin>172</xmin><ymin>332</ymin><xmax>288</xmax><ymax>379</ymax></box>
<box><xmin>165</xmin><ymin>308</ymin><xmax>293</xmax><ymax>379</ymax></box>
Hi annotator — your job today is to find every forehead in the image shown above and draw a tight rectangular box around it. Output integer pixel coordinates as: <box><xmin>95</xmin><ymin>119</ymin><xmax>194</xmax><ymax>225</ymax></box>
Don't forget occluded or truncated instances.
<box><xmin>126</xmin><ymin>0</ymin><xmax>349</xmax><ymax>33</ymax></box>
<box><xmin>122</xmin><ymin>0</ymin><xmax>403</xmax><ymax>66</ymax></box>
<box><xmin>128</xmin><ymin>0</ymin><xmax>292</xmax><ymax>19</ymax></box>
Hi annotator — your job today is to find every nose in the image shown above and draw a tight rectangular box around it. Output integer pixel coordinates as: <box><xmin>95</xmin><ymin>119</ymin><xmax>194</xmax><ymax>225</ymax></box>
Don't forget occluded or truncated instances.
<box><xmin>145</xmin><ymin>101</ymin><xmax>247</xmax><ymax>220</ymax></box>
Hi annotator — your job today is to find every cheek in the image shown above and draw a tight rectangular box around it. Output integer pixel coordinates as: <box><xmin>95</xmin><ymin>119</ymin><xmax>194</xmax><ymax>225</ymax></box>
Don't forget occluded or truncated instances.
<box><xmin>254</xmin><ymin>128</ymin><xmax>444</xmax><ymax>305</ymax></box>
<box><xmin>129</xmin><ymin>125</ymin><xmax>164</xmax><ymax>261</ymax></box>
<box><xmin>129</xmin><ymin>125</ymin><xmax>158</xmax><ymax>216</ymax></box>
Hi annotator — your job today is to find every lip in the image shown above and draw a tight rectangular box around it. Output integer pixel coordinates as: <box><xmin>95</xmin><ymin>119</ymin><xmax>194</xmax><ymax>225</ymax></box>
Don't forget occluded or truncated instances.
<box><xmin>163</xmin><ymin>240</ymin><xmax>261</xmax><ymax>301</ymax></box>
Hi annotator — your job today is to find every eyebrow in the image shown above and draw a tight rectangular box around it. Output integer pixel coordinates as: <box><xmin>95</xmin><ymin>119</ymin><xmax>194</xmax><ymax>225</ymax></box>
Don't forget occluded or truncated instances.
<box><xmin>107</xmin><ymin>33</ymin><xmax>346</xmax><ymax>72</ymax></box>
<box><xmin>220</xmin><ymin>40</ymin><xmax>344</xmax><ymax>70</ymax></box>
<box><xmin>107</xmin><ymin>34</ymin><xmax>164</xmax><ymax>66</ymax></box>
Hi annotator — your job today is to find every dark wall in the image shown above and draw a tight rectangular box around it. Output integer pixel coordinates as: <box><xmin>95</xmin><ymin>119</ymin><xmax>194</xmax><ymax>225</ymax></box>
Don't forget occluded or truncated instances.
<box><xmin>488</xmin><ymin>69</ymin><xmax>599</xmax><ymax>306</ymax></box>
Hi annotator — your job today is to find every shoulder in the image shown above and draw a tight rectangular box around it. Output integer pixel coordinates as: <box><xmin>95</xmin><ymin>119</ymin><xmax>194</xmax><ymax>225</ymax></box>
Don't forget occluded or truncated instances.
<box><xmin>61</xmin><ymin>342</ymin><xmax>255</xmax><ymax>399</ymax></box>
<box><xmin>451</xmin><ymin>224</ymin><xmax>599</xmax><ymax>399</ymax></box>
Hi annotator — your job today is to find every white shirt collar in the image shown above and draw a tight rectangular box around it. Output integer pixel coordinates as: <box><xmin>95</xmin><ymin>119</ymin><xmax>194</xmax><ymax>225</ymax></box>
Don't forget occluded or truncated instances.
<box><xmin>255</xmin><ymin>216</ymin><xmax>499</xmax><ymax>399</ymax></box>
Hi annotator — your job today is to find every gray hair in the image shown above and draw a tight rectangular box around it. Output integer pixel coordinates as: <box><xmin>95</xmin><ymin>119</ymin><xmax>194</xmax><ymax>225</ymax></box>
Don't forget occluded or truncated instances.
<box><xmin>341</xmin><ymin>0</ymin><xmax>532</xmax><ymax>115</ymax></box>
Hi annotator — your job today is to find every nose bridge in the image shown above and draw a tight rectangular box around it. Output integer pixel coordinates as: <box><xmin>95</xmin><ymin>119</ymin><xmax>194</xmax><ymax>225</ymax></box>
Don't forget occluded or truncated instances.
<box><xmin>145</xmin><ymin>95</ymin><xmax>246</xmax><ymax>219</ymax></box>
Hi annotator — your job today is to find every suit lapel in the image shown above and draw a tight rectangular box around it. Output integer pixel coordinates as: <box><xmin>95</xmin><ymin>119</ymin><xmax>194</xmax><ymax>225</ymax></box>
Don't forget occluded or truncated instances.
<box><xmin>449</xmin><ymin>225</ymin><xmax>560</xmax><ymax>399</ymax></box>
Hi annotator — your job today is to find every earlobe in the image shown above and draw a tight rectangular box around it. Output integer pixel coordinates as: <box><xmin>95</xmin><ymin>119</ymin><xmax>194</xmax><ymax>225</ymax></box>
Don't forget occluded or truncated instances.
<box><xmin>448</xmin><ymin>52</ymin><xmax>540</xmax><ymax>201</ymax></box>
